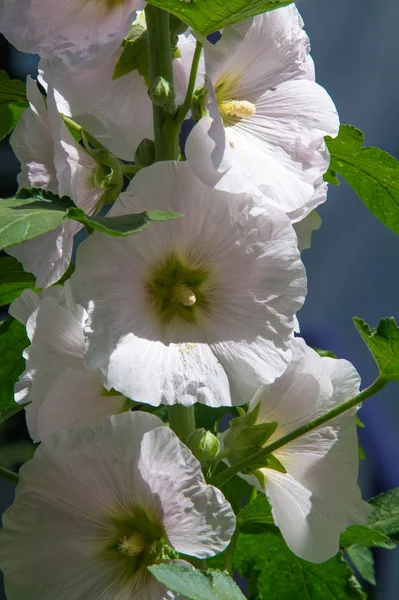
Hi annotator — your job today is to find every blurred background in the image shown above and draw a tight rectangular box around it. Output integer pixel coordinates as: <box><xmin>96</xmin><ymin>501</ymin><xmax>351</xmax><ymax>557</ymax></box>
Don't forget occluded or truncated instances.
<box><xmin>0</xmin><ymin>0</ymin><xmax>398</xmax><ymax>597</ymax></box>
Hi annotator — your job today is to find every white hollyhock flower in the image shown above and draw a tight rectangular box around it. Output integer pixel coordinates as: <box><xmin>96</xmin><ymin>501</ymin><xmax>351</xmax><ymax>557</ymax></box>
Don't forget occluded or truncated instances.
<box><xmin>0</xmin><ymin>411</ymin><xmax>235</xmax><ymax>599</ymax></box>
<box><xmin>185</xmin><ymin>5</ymin><xmax>339</xmax><ymax>222</ymax></box>
<box><xmin>0</xmin><ymin>0</ymin><xmax>143</xmax><ymax>68</ymax></box>
<box><xmin>6</xmin><ymin>78</ymin><xmax>104</xmax><ymax>288</ymax></box>
<box><xmin>9</xmin><ymin>285</ymin><xmax>127</xmax><ymax>443</ymax></box>
<box><xmin>71</xmin><ymin>161</ymin><xmax>306</xmax><ymax>407</ymax></box>
<box><xmin>238</xmin><ymin>338</ymin><xmax>371</xmax><ymax>562</ymax></box>
<box><xmin>39</xmin><ymin>32</ymin><xmax>203</xmax><ymax>160</ymax></box>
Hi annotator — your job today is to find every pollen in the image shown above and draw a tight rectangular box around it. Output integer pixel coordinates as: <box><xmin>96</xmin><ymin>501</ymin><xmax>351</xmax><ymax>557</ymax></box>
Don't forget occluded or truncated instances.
<box><xmin>172</xmin><ymin>283</ymin><xmax>196</xmax><ymax>307</ymax></box>
<box><xmin>218</xmin><ymin>99</ymin><xmax>256</xmax><ymax>120</ymax></box>
<box><xmin>118</xmin><ymin>533</ymin><xmax>147</xmax><ymax>557</ymax></box>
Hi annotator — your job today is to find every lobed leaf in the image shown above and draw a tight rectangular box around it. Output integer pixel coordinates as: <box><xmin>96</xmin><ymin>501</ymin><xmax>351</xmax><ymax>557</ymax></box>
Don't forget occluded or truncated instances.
<box><xmin>0</xmin><ymin>189</ymin><xmax>75</xmax><ymax>251</ymax></box>
<box><xmin>149</xmin><ymin>564</ymin><xmax>246</xmax><ymax>600</ymax></box>
<box><xmin>66</xmin><ymin>207</ymin><xmax>183</xmax><ymax>236</ymax></box>
<box><xmin>367</xmin><ymin>488</ymin><xmax>399</xmax><ymax>541</ymax></box>
<box><xmin>0</xmin><ymin>257</ymin><xmax>37</xmax><ymax>307</ymax></box>
<box><xmin>326</xmin><ymin>125</ymin><xmax>399</xmax><ymax>236</ymax></box>
<box><xmin>234</xmin><ymin>531</ymin><xmax>365</xmax><ymax>599</ymax></box>
<box><xmin>340</xmin><ymin>525</ymin><xmax>395</xmax><ymax>550</ymax></box>
<box><xmin>353</xmin><ymin>317</ymin><xmax>399</xmax><ymax>380</ymax></box>
<box><xmin>346</xmin><ymin>546</ymin><xmax>376</xmax><ymax>586</ymax></box>
<box><xmin>237</xmin><ymin>492</ymin><xmax>275</xmax><ymax>534</ymax></box>
<box><xmin>0</xmin><ymin>70</ymin><xmax>28</xmax><ymax>141</ymax></box>
<box><xmin>0</xmin><ymin>317</ymin><xmax>28</xmax><ymax>412</ymax></box>
<box><xmin>146</xmin><ymin>0</ymin><xmax>295</xmax><ymax>36</ymax></box>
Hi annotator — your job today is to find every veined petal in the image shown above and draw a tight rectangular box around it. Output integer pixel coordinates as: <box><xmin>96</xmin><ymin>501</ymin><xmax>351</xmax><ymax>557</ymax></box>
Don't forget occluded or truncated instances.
<box><xmin>0</xmin><ymin>0</ymin><xmax>143</xmax><ymax>68</ymax></box>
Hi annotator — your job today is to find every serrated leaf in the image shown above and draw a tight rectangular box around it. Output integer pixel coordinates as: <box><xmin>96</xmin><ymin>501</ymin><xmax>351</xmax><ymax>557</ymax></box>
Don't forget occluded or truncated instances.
<box><xmin>340</xmin><ymin>525</ymin><xmax>395</xmax><ymax>550</ymax></box>
<box><xmin>234</xmin><ymin>531</ymin><xmax>365</xmax><ymax>599</ymax></box>
<box><xmin>66</xmin><ymin>207</ymin><xmax>183</xmax><ymax>236</ymax></box>
<box><xmin>0</xmin><ymin>188</ymin><xmax>75</xmax><ymax>250</ymax></box>
<box><xmin>0</xmin><ymin>257</ymin><xmax>37</xmax><ymax>307</ymax></box>
<box><xmin>346</xmin><ymin>546</ymin><xmax>376</xmax><ymax>586</ymax></box>
<box><xmin>146</xmin><ymin>0</ymin><xmax>294</xmax><ymax>36</ymax></box>
<box><xmin>148</xmin><ymin>565</ymin><xmax>246</xmax><ymax>600</ymax></box>
<box><xmin>353</xmin><ymin>317</ymin><xmax>399</xmax><ymax>380</ymax></box>
<box><xmin>237</xmin><ymin>492</ymin><xmax>276</xmax><ymax>534</ymax></box>
<box><xmin>367</xmin><ymin>488</ymin><xmax>399</xmax><ymax>541</ymax></box>
<box><xmin>326</xmin><ymin>124</ymin><xmax>399</xmax><ymax>236</ymax></box>
<box><xmin>0</xmin><ymin>70</ymin><xmax>28</xmax><ymax>141</ymax></box>
<box><xmin>0</xmin><ymin>317</ymin><xmax>28</xmax><ymax>411</ymax></box>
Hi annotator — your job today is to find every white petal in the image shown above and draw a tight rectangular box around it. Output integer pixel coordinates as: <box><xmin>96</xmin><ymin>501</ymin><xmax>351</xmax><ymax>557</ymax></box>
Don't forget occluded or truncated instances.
<box><xmin>1</xmin><ymin>0</ymin><xmax>142</xmax><ymax>68</ymax></box>
<box><xmin>71</xmin><ymin>162</ymin><xmax>306</xmax><ymax>406</ymax></box>
<box><xmin>9</xmin><ymin>288</ymin><xmax>41</xmax><ymax>328</ymax></box>
<box><xmin>10</xmin><ymin>76</ymin><xmax>57</xmax><ymax>191</ymax></box>
<box><xmin>139</xmin><ymin>426</ymin><xmax>235</xmax><ymax>557</ymax></box>
<box><xmin>37</xmin><ymin>367</ymin><xmax>127</xmax><ymax>440</ymax></box>
<box><xmin>263</xmin><ymin>469</ymin><xmax>351</xmax><ymax>562</ymax></box>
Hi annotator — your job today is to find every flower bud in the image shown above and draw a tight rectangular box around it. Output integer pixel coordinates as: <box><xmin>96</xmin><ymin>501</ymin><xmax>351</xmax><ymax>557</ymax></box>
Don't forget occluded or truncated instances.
<box><xmin>191</xmin><ymin>87</ymin><xmax>208</xmax><ymax>122</ymax></box>
<box><xmin>148</xmin><ymin>76</ymin><xmax>175</xmax><ymax>110</ymax></box>
<box><xmin>187</xmin><ymin>428</ymin><xmax>220</xmax><ymax>463</ymax></box>
<box><xmin>135</xmin><ymin>138</ymin><xmax>156</xmax><ymax>168</ymax></box>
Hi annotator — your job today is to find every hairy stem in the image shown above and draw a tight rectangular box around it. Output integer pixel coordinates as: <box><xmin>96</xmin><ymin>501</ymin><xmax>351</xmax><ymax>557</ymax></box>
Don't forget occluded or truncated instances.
<box><xmin>145</xmin><ymin>5</ymin><xmax>179</xmax><ymax>161</ymax></box>
<box><xmin>212</xmin><ymin>376</ymin><xmax>388</xmax><ymax>488</ymax></box>
<box><xmin>0</xmin><ymin>465</ymin><xmax>19</xmax><ymax>485</ymax></box>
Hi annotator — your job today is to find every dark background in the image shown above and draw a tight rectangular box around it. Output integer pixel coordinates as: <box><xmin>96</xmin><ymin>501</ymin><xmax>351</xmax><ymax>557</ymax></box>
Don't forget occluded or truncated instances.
<box><xmin>0</xmin><ymin>0</ymin><xmax>399</xmax><ymax>597</ymax></box>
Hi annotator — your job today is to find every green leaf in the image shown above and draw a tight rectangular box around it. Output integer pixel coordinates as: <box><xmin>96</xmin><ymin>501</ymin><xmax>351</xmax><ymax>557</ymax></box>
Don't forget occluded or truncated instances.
<box><xmin>0</xmin><ymin>317</ymin><xmax>29</xmax><ymax>412</ymax></box>
<box><xmin>66</xmin><ymin>207</ymin><xmax>183</xmax><ymax>236</ymax></box>
<box><xmin>0</xmin><ymin>403</ymin><xmax>26</xmax><ymax>426</ymax></box>
<box><xmin>346</xmin><ymin>546</ymin><xmax>376</xmax><ymax>586</ymax></box>
<box><xmin>148</xmin><ymin>564</ymin><xmax>246</xmax><ymax>600</ymax></box>
<box><xmin>0</xmin><ymin>188</ymin><xmax>75</xmax><ymax>251</ymax></box>
<box><xmin>234</xmin><ymin>531</ymin><xmax>365</xmax><ymax>599</ymax></box>
<box><xmin>0</xmin><ymin>257</ymin><xmax>37</xmax><ymax>307</ymax></box>
<box><xmin>353</xmin><ymin>317</ymin><xmax>399</xmax><ymax>380</ymax></box>
<box><xmin>326</xmin><ymin>124</ymin><xmax>399</xmax><ymax>236</ymax></box>
<box><xmin>314</xmin><ymin>347</ymin><xmax>337</xmax><ymax>359</ymax></box>
<box><xmin>237</xmin><ymin>493</ymin><xmax>276</xmax><ymax>534</ymax></box>
<box><xmin>113</xmin><ymin>24</ymin><xmax>150</xmax><ymax>82</ymax></box>
<box><xmin>0</xmin><ymin>70</ymin><xmax>28</xmax><ymax>141</ymax></box>
<box><xmin>367</xmin><ymin>488</ymin><xmax>399</xmax><ymax>541</ymax></box>
<box><xmin>340</xmin><ymin>525</ymin><xmax>395</xmax><ymax>550</ymax></box>
<box><xmin>194</xmin><ymin>404</ymin><xmax>236</xmax><ymax>433</ymax></box>
<box><xmin>146</xmin><ymin>0</ymin><xmax>295</xmax><ymax>35</ymax></box>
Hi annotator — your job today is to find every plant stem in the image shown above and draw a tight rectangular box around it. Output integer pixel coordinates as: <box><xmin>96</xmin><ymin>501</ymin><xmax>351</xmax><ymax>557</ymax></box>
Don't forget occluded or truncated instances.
<box><xmin>224</xmin><ymin>527</ymin><xmax>239</xmax><ymax>575</ymax></box>
<box><xmin>168</xmin><ymin>405</ymin><xmax>196</xmax><ymax>445</ymax></box>
<box><xmin>0</xmin><ymin>465</ymin><xmax>19</xmax><ymax>485</ymax></box>
<box><xmin>145</xmin><ymin>5</ymin><xmax>179</xmax><ymax>161</ymax></box>
<box><xmin>212</xmin><ymin>376</ymin><xmax>388</xmax><ymax>489</ymax></box>
<box><xmin>176</xmin><ymin>40</ymin><xmax>203</xmax><ymax>125</ymax></box>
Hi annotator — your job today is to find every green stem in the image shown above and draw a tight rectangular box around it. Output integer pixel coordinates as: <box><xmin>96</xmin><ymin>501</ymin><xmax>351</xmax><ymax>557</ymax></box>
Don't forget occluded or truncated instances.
<box><xmin>0</xmin><ymin>465</ymin><xmax>19</xmax><ymax>485</ymax></box>
<box><xmin>145</xmin><ymin>5</ymin><xmax>179</xmax><ymax>161</ymax></box>
<box><xmin>176</xmin><ymin>40</ymin><xmax>203</xmax><ymax>125</ymax></box>
<box><xmin>212</xmin><ymin>376</ymin><xmax>388</xmax><ymax>489</ymax></box>
<box><xmin>168</xmin><ymin>405</ymin><xmax>196</xmax><ymax>445</ymax></box>
<box><xmin>224</xmin><ymin>527</ymin><xmax>239</xmax><ymax>575</ymax></box>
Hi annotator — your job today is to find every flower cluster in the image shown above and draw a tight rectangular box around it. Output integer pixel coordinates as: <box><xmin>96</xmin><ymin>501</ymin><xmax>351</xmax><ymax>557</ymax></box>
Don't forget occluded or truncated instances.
<box><xmin>0</xmin><ymin>2</ymin><xmax>371</xmax><ymax>598</ymax></box>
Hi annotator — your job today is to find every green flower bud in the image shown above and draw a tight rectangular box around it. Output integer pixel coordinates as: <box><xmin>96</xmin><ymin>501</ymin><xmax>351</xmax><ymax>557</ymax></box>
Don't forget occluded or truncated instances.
<box><xmin>187</xmin><ymin>428</ymin><xmax>220</xmax><ymax>463</ymax></box>
<box><xmin>135</xmin><ymin>138</ymin><xmax>156</xmax><ymax>168</ymax></box>
<box><xmin>148</xmin><ymin>76</ymin><xmax>175</xmax><ymax>110</ymax></box>
<box><xmin>191</xmin><ymin>87</ymin><xmax>208</xmax><ymax>122</ymax></box>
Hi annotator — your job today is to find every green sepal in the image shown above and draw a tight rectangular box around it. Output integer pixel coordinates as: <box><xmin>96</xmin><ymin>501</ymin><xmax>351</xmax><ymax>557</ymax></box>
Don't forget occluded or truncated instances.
<box><xmin>135</xmin><ymin>138</ymin><xmax>156</xmax><ymax>167</ymax></box>
<box><xmin>191</xmin><ymin>87</ymin><xmax>207</xmax><ymax>122</ymax></box>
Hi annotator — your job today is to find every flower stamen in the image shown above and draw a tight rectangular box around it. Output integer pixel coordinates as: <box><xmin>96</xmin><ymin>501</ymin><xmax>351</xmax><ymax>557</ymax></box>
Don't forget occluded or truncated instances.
<box><xmin>118</xmin><ymin>532</ymin><xmax>147</xmax><ymax>557</ymax></box>
<box><xmin>172</xmin><ymin>283</ymin><xmax>197</xmax><ymax>307</ymax></box>
<box><xmin>219</xmin><ymin>99</ymin><xmax>256</xmax><ymax>120</ymax></box>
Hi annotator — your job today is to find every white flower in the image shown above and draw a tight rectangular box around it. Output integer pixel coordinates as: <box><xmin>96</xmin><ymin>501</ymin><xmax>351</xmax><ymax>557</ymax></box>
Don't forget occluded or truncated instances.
<box><xmin>6</xmin><ymin>77</ymin><xmax>105</xmax><ymax>288</ymax></box>
<box><xmin>40</xmin><ymin>32</ymin><xmax>203</xmax><ymax>160</ymax></box>
<box><xmin>238</xmin><ymin>338</ymin><xmax>371</xmax><ymax>562</ymax></box>
<box><xmin>9</xmin><ymin>285</ymin><xmax>127</xmax><ymax>443</ymax></box>
<box><xmin>185</xmin><ymin>5</ymin><xmax>339</xmax><ymax>222</ymax></box>
<box><xmin>0</xmin><ymin>411</ymin><xmax>235</xmax><ymax>599</ymax></box>
<box><xmin>71</xmin><ymin>161</ymin><xmax>306</xmax><ymax>408</ymax></box>
<box><xmin>0</xmin><ymin>0</ymin><xmax>143</xmax><ymax>69</ymax></box>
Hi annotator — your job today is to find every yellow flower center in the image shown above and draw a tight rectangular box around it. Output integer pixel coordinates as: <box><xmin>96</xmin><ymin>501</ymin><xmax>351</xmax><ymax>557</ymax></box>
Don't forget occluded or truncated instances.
<box><xmin>172</xmin><ymin>283</ymin><xmax>197</xmax><ymax>307</ymax></box>
<box><xmin>118</xmin><ymin>532</ymin><xmax>147</xmax><ymax>558</ymax></box>
<box><xmin>218</xmin><ymin>99</ymin><xmax>256</xmax><ymax>120</ymax></box>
